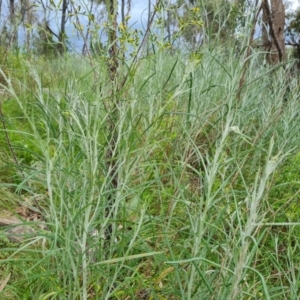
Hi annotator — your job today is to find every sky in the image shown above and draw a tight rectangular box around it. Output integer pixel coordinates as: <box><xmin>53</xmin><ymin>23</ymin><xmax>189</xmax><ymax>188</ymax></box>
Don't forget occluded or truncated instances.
<box><xmin>291</xmin><ymin>0</ymin><xmax>299</xmax><ymax>10</ymax></box>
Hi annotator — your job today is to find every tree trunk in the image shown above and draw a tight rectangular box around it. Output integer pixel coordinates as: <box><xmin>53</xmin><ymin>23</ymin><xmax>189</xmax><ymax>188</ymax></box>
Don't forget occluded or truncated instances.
<box><xmin>9</xmin><ymin>0</ymin><xmax>17</xmax><ymax>46</ymax></box>
<box><xmin>104</xmin><ymin>0</ymin><xmax>119</xmax><ymax>244</ymax></box>
<box><xmin>147</xmin><ymin>0</ymin><xmax>151</xmax><ymax>55</ymax></box>
<box><xmin>58</xmin><ymin>0</ymin><xmax>68</xmax><ymax>54</ymax></box>
<box><xmin>126</xmin><ymin>0</ymin><xmax>131</xmax><ymax>19</ymax></box>
<box><xmin>121</xmin><ymin>0</ymin><xmax>125</xmax><ymax>24</ymax></box>
<box><xmin>82</xmin><ymin>0</ymin><xmax>94</xmax><ymax>55</ymax></box>
<box><xmin>262</xmin><ymin>0</ymin><xmax>285</xmax><ymax>64</ymax></box>
<box><xmin>262</xmin><ymin>0</ymin><xmax>269</xmax><ymax>51</ymax></box>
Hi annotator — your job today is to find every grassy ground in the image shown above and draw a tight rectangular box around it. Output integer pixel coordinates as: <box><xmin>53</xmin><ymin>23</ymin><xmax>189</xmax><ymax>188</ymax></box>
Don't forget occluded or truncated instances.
<box><xmin>0</xmin><ymin>46</ymin><xmax>300</xmax><ymax>299</ymax></box>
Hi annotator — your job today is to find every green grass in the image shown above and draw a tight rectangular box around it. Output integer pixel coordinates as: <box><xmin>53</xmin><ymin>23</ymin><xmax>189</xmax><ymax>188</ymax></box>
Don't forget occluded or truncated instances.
<box><xmin>0</xmin><ymin>47</ymin><xmax>300</xmax><ymax>299</ymax></box>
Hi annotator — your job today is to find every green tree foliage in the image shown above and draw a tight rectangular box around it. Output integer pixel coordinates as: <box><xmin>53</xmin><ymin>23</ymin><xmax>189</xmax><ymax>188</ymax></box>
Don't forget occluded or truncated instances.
<box><xmin>200</xmin><ymin>0</ymin><xmax>242</xmax><ymax>41</ymax></box>
<box><xmin>286</xmin><ymin>8</ymin><xmax>300</xmax><ymax>63</ymax></box>
<box><xmin>32</xmin><ymin>23</ymin><xmax>61</xmax><ymax>56</ymax></box>
<box><xmin>164</xmin><ymin>0</ymin><xmax>245</xmax><ymax>49</ymax></box>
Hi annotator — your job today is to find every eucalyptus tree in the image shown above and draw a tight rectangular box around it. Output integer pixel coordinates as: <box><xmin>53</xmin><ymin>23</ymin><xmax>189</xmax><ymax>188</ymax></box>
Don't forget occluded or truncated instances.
<box><xmin>37</xmin><ymin>0</ymin><xmax>70</xmax><ymax>54</ymax></box>
<box><xmin>199</xmin><ymin>0</ymin><xmax>242</xmax><ymax>42</ymax></box>
<box><xmin>121</xmin><ymin>0</ymin><xmax>131</xmax><ymax>25</ymax></box>
<box><xmin>9</xmin><ymin>0</ymin><xmax>16</xmax><ymax>44</ymax></box>
<box><xmin>262</xmin><ymin>0</ymin><xmax>286</xmax><ymax>63</ymax></box>
<box><xmin>21</xmin><ymin>0</ymin><xmax>39</xmax><ymax>51</ymax></box>
<box><xmin>156</xmin><ymin>0</ymin><xmax>203</xmax><ymax>49</ymax></box>
<box><xmin>163</xmin><ymin>0</ymin><xmax>243</xmax><ymax>49</ymax></box>
<box><xmin>286</xmin><ymin>6</ymin><xmax>300</xmax><ymax>65</ymax></box>
<box><xmin>5</xmin><ymin>0</ymin><xmax>38</xmax><ymax>48</ymax></box>
<box><xmin>58</xmin><ymin>0</ymin><xmax>68</xmax><ymax>53</ymax></box>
